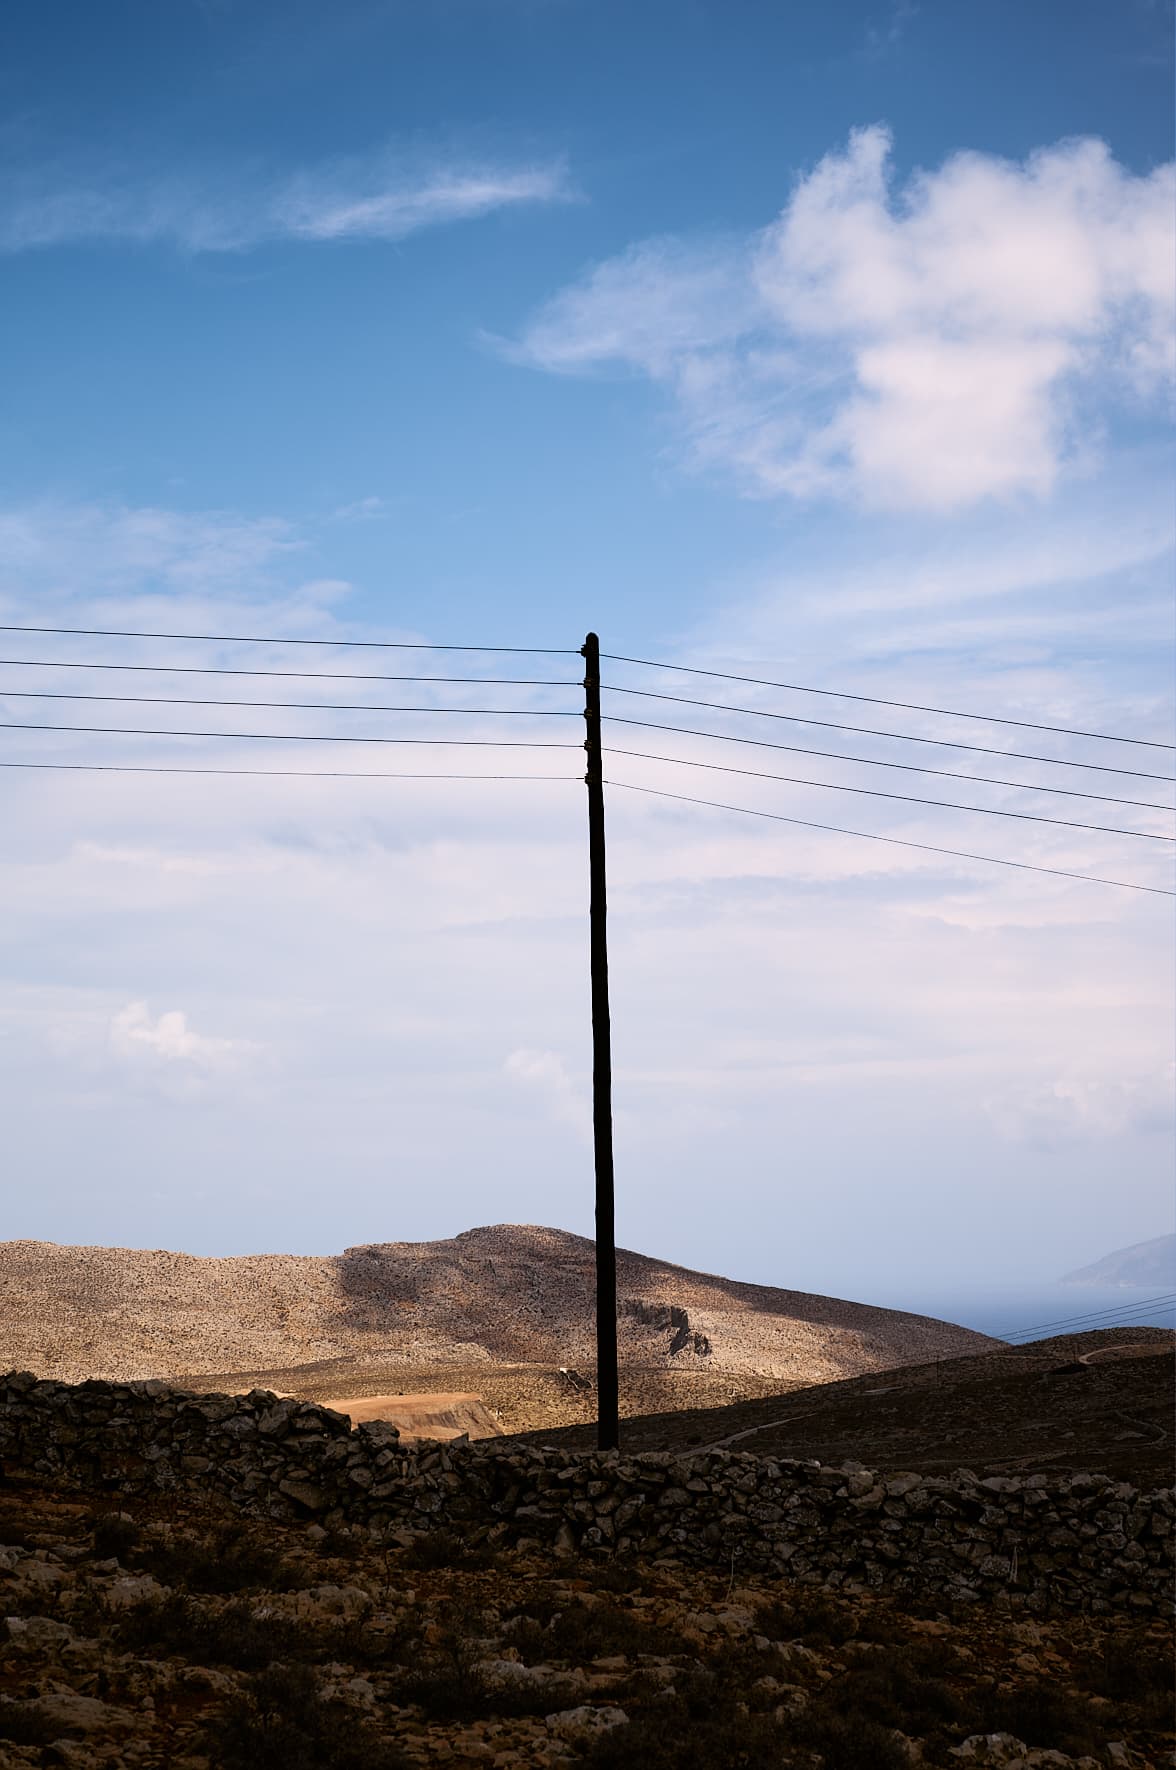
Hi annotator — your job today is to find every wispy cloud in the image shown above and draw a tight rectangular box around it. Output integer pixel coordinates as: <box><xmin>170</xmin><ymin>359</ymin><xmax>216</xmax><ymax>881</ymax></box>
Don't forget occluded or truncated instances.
<box><xmin>862</xmin><ymin>1</ymin><xmax>919</xmax><ymax>60</ymax></box>
<box><xmin>0</xmin><ymin>149</ymin><xmax>572</xmax><ymax>254</ymax></box>
<box><xmin>510</xmin><ymin>128</ymin><xmax>1175</xmax><ymax>512</ymax></box>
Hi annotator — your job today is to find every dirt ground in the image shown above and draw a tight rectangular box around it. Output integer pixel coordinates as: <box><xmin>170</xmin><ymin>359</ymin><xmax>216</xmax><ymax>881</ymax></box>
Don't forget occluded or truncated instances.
<box><xmin>316</xmin><ymin>1393</ymin><xmax>503</xmax><ymax>1442</ymax></box>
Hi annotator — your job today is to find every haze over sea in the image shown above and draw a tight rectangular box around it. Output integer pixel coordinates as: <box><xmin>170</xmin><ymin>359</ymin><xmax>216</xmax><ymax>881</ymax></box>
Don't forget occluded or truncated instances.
<box><xmin>875</xmin><ymin>1283</ymin><xmax>1176</xmax><ymax>1343</ymax></box>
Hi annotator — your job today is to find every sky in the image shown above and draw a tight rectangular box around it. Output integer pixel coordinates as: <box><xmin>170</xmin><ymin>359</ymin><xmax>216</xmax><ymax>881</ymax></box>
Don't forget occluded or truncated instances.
<box><xmin>1</xmin><ymin>0</ymin><xmax>1173</xmax><ymax>1306</ymax></box>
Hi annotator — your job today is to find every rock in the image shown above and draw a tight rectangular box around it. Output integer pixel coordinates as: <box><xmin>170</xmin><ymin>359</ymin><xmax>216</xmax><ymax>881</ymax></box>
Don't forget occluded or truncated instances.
<box><xmin>103</xmin><ymin>1575</ymin><xmax>166</xmax><ymax>1609</ymax></box>
<box><xmin>950</xmin><ymin>1735</ymin><xmax>1031</xmax><ymax>1767</ymax></box>
<box><xmin>5</xmin><ymin>1614</ymin><xmax>73</xmax><ymax>1649</ymax></box>
<box><xmin>546</xmin><ymin>1706</ymin><xmax>629</xmax><ymax>1738</ymax></box>
<box><xmin>279</xmin><ymin>1477</ymin><xmax>328</xmax><ymax>1511</ymax></box>
<box><xmin>32</xmin><ymin>1691</ymin><xmax>140</xmax><ymax>1737</ymax></box>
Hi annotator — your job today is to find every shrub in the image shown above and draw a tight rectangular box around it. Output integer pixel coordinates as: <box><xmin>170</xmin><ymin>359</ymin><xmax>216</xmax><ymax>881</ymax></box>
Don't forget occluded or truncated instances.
<box><xmin>0</xmin><ymin>1701</ymin><xmax>61</xmax><ymax>1747</ymax></box>
<box><xmin>142</xmin><ymin>1523</ymin><xmax>299</xmax><ymax>1594</ymax></box>
<box><xmin>756</xmin><ymin>1591</ymin><xmax>857</xmax><ymax>1646</ymax></box>
<box><xmin>314</xmin><ymin>1528</ymin><xmax>365</xmax><ymax>1562</ymax></box>
<box><xmin>1077</xmin><ymin>1629</ymin><xmax>1176</xmax><ymax>1729</ymax></box>
<box><xmin>398</xmin><ymin>1528</ymin><xmax>499</xmax><ymax>1572</ymax></box>
<box><xmin>973</xmin><ymin>1679</ymin><xmax>1104</xmax><ymax>1757</ymax></box>
<box><xmin>510</xmin><ymin>1599</ymin><xmax>679</xmax><ymax>1663</ymax></box>
<box><xmin>796</xmin><ymin>1646</ymin><xmax>965</xmax><ymax>1761</ymax></box>
<box><xmin>204</xmin><ymin>1662</ymin><xmax>407</xmax><ymax>1770</ymax></box>
<box><xmin>578</xmin><ymin>1695</ymin><xmax>790</xmax><ymax>1770</ymax></box>
<box><xmin>116</xmin><ymin>1593</ymin><xmax>302</xmax><ymax>1670</ymax></box>
<box><xmin>577</xmin><ymin>1558</ymin><xmax>643</xmax><ymax>1595</ymax></box>
<box><xmin>90</xmin><ymin>1512</ymin><xmax>141</xmax><ymax>1561</ymax></box>
<box><xmin>797</xmin><ymin>1713</ymin><xmax>912</xmax><ymax>1770</ymax></box>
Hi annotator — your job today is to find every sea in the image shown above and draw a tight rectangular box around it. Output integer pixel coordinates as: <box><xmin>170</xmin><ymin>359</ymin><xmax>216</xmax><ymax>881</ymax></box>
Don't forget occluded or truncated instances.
<box><xmin>868</xmin><ymin>1283</ymin><xmax>1176</xmax><ymax>1344</ymax></box>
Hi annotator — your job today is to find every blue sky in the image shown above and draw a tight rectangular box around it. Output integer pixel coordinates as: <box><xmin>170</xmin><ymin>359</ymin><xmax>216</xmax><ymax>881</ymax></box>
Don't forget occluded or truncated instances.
<box><xmin>0</xmin><ymin>0</ymin><xmax>1172</xmax><ymax>1301</ymax></box>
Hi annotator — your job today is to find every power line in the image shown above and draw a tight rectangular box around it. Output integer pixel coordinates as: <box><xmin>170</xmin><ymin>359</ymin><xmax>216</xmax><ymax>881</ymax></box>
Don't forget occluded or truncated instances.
<box><xmin>0</xmin><ymin>690</ymin><xmax>579</xmax><ymax>719</ymax></box>
<box><xmin>602</xmin><ymin>741</ymin><xmax>1173</xmax><ymax>842</ymax></box>
<box><xmin>7</xmin><ymin>711</ymin><xmax>1168</xmax><ymax>835</ymax></box>
<box><xmin>601</xmin><ymin>725</ymin><xmax>1170</xmax><ymax>812</ymax></box>
<box><xmin>7</xmin><ymin>688</ymin><xmax>1165</xmax><ymax>809</ymax></box>
<box><xmin>0</xmin><ymin>720</ymin><xmax>580</xmax><ymax>750</ymax></box>
<box><xmin>997</xmin><ymin>1292</ymin><xmax>1176</xmax><ymax>1341</ymax></box>
<box><xmin>605</xmin><ymin>715</ymin><xmax>1176</xmax><ymax>800</ymax></box>
<box><xmin>0</xmin><ymin>655</ymin><xmax>579</xmax><ymax>688</ymax></box>
<box><xmin>0</xmin><ymin>760</ymin><xmax>579</xmax><ymax>782</ymax></box>
<box><xmin>603</xmin><ymin>779</ymin><xmax>1176</xmax><ymax>896</ymax></box>
<box><xmin>0</xmin><ymin>622</ymin><xmax>577</xmax><ymax>656</ymax></box>
<box><xmin>603</xmin><ymin>653</ymin><xmax>1176</xmax><ymax>751</ymax></box>
<box><xmin>602</xmin><ymin>684</ymin><xmax>1176</xmax><ymax>784</ymax></box>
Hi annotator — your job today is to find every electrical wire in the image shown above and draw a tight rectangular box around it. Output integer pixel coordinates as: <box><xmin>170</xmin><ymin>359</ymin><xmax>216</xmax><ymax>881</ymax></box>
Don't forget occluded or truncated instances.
<box><xmin>0</xmin><ymin>720</ymin><xmax>580</xmax><ymax>749</ymax></box>
<box><xmin>0</xmin><ymin>690</ymin><xmax>579</xmax><ymax>719</ymax></box>
<box><xmin>0</xmin><ymin>622</ymin><xmax>577</xmax><ymax>656</ymax></box>
<box><xmin>603</xmin><ymin>652</ymin><xmax>1176</xmax><ymax>750</ymax></box>
<box><xmin>0</xmin><ymin>761</ymin><xmax>579</xmax><ymax>782</ymax></box>
<box><xmin>996</xmin><ymin>1292</ymin><xmax>1176</xmax><ymax>1341</ymax></box>
<box><xmin>0</xmin><ymin>656</ymin><xmax>579</xmax><ymax>688</ymax></box>
<box><xmin>601</xmin><ymin>742</ymin><xmax>1173</xmax><ymax>842</ymax></box>
<box><xmin>595</xmin><ymin>722</ymin><xmax>1168</xmax><ymax>812</ymax></box>
<box><xmin>605</xmin><ymin>715</ymin><xmax>1176</xmax><ymax>798</ymax></box>
<box><xmin>5</xmin><ymin>688</ymin><xmax>1166</xmax><ymax>810</ymax></box>
<box><xmin>1001</xmin><ymin>1306</ymin><xmax>1176</xmax><ymax>1343</ymax></box>
<box><xmin>603</xmin><ymin>780</ymin><xmax>1176</xmax><ymax>896</ymax></box>
<box><xmin>7</xmin><ymin>712</ymin><xmax>1167</xmax><ymax>835</ymax></box>
<box><xmin>602</xmin><ymin>684</ymin><xmax>1176</xmax><ymax>784</ymax></box>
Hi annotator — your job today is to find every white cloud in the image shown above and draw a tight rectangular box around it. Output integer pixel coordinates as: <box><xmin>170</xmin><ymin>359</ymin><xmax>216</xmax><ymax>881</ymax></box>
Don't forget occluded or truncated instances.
<box><xmin>110</xmin><ymin>1000</ymin><xmax>254</xmax><ymax>1077</ymax></box>
<box><xmin>0</xmin><ymin>150</ymin><xmax>571</xmax><ymax>255</ymax></box>
<box><xmin>986</xmin><ymin>1068</ymin><xmax>1175</xmax><ymax>1148</ymax></box>
<box><xmin>512</xmin><ymin>128</ymin><xmax>1175</xmax><ymax>510</ymax></box>
<box><xmin>505</xmin><ymin>1048</ymin><xmax>592</xmax><ymax>1143</ymax></box>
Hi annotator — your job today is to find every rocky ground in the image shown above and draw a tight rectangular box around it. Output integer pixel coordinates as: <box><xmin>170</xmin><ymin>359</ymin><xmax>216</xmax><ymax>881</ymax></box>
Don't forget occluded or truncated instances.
<box><xmin>0</xmin><ymin>1477</ymin><xmax>1172</xmax><ymax>1770</ymax></box>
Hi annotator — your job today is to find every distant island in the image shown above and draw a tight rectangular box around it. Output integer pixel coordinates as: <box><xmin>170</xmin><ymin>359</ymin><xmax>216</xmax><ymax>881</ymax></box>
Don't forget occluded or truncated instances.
<box><xmin>1061</xmin><ymin>1233</ymin><xmax>1176</xmax><ymax>1290</ymax></box>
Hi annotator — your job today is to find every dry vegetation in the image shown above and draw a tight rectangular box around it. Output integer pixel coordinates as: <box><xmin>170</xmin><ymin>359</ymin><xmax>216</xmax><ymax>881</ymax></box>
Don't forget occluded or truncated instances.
<box><xmin>1</xmin><ymin>1476</ymin><xmax>1171</xmax><ymax>1770</ymax></box>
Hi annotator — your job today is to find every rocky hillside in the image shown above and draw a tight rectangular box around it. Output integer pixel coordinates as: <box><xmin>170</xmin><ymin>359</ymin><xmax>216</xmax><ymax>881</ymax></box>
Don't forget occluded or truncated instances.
<box><xmin>0</xmin><ymin>1223</ymin><xmax>993</xmax><ymax>1386</ymax></box>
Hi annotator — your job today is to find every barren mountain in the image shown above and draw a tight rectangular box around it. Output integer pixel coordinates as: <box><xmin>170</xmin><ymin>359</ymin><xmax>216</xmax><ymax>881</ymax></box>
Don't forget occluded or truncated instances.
<box><xmin>1061</xmin><ymin>1231</ymin><xmax>1176</xmax><ymax>1289</ymax></box>
<box><xmin>0</xmin><ymin>1224</ymin><xmax>993</xmax><ymax>1393</ymax></box>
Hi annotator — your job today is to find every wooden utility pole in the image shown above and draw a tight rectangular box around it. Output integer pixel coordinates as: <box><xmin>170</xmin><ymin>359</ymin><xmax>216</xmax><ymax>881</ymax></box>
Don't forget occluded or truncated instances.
<box><xmin>582</xmin><ymin>631</ymin><xmax>619</xmax><ymax>1451</ymax></box>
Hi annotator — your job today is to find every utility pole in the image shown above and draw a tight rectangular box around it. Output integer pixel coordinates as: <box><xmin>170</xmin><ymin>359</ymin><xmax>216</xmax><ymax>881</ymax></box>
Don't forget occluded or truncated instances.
<box><xmin>582</xmin><ymin>631</ymin><xmax>619</xmax><ymax>1451</ymax></box>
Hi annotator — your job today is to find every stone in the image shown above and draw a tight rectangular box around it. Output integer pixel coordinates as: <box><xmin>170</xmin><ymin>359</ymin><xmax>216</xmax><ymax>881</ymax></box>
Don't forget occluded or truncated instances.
<box><xmin>5</xmin><ymin>1614</ymin><xmax>73</xmax><ymax>1649</ymax></box>
<box><xmin>546</xmin><ymin>1706</ymin><xmax>629</xmax><ymax>1738</ymax></box>
<box><xmin>279</xmin><ymin>1477</ymin><xmax>328</xmax><ymax>1511</ymax></box>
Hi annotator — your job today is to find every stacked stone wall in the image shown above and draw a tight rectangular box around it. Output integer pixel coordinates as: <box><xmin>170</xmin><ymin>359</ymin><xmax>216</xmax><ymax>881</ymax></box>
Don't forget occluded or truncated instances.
<box><xmin>2</xmin><ymin>1372</ymin><xmax>1171</xmax><ymax>1617</ymax></box>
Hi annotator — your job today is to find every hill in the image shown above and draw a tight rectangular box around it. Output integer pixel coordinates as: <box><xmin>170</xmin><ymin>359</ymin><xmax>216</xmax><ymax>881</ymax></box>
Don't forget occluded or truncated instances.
<box><xmin>0</xmin><ymin>1225</ymin><xmax>993</xmax><ymax>1426</ymax></box>
<box><xmin>508</xmin><ymin>1325</ymin><xmax>1176</xmax><ymax>1486</ymax></box>
<box><xmin>1061</xmin><ymin>1232</ymin><xmax>1176</xmax><ymax>1289</ymax></box>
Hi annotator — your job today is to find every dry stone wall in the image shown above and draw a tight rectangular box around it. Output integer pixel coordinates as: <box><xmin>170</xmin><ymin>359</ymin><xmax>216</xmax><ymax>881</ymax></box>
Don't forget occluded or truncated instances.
<box><xmin>2</xmin><ymin>1373</ymin><xmax>1171</xmax><ymax>1618</ymax></box>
